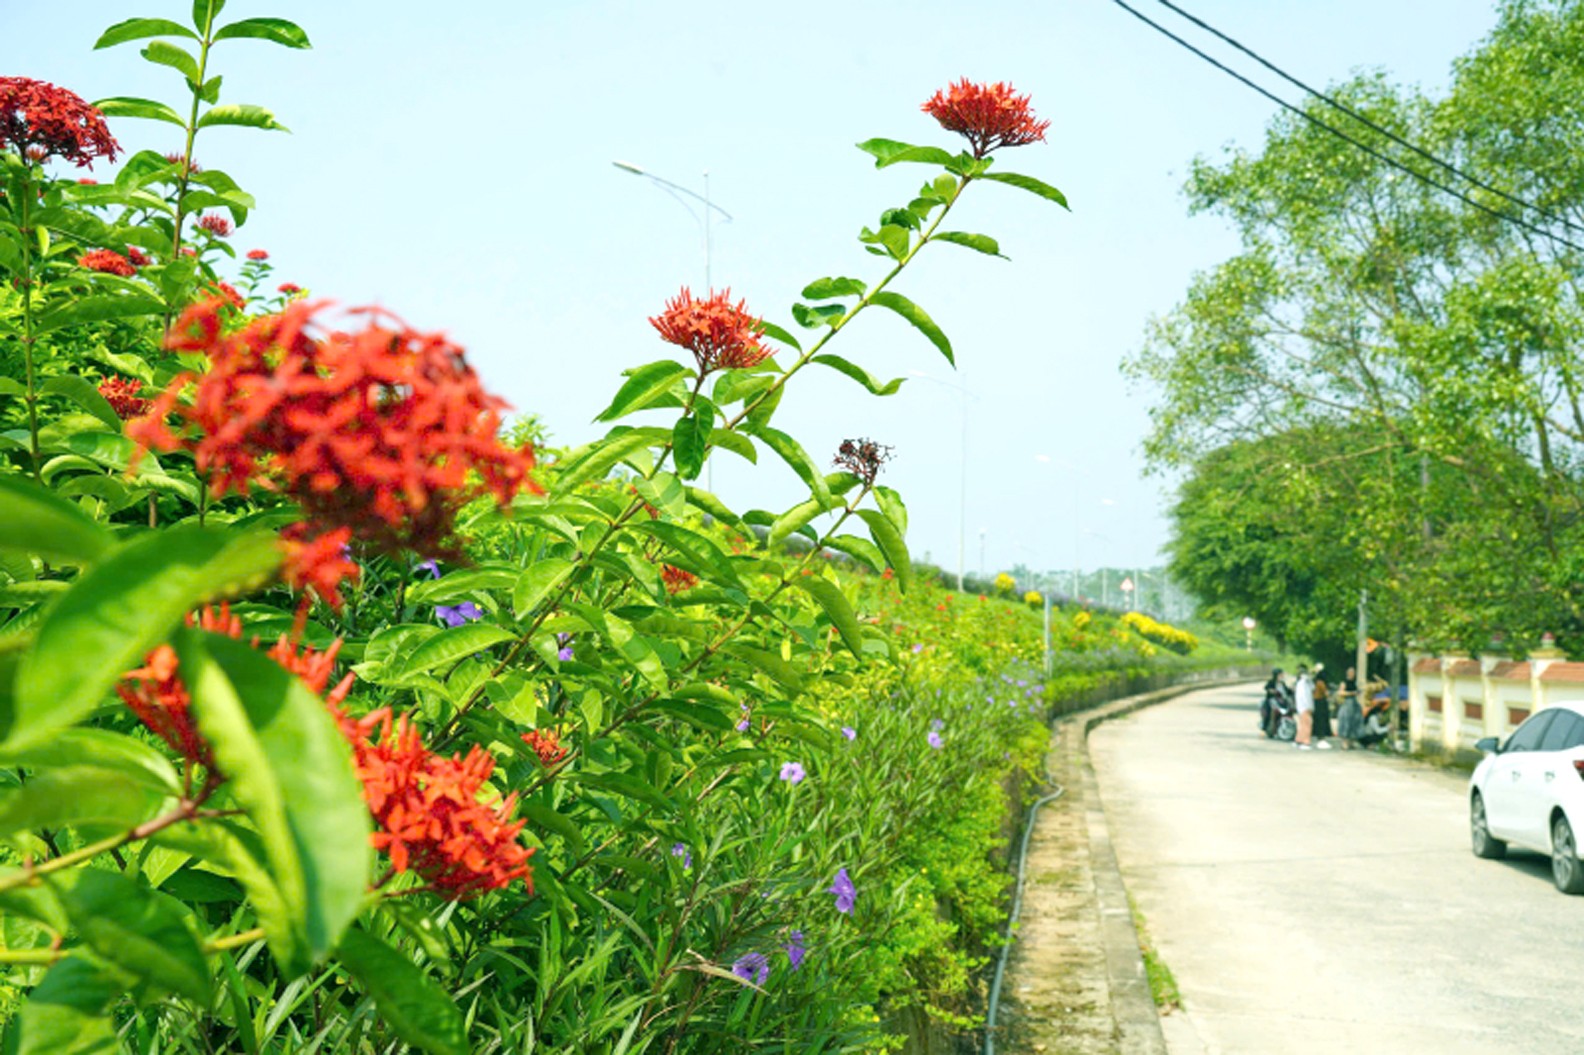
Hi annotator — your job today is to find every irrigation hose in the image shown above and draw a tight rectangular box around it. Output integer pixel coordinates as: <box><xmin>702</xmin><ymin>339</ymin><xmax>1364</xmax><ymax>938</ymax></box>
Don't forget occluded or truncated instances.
<box><xmin>983</xmin><ymin>777</ymin><xmax>1065</xmax><ymax>1055</ymax></box>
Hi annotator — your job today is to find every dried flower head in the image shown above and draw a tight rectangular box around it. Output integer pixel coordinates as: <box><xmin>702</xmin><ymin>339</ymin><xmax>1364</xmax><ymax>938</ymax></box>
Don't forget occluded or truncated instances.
<box><xmin>650</xmin><ymin>287</ymin><xmax>773</xmax><ymax>374</ymax></box>
<box><xmin>832</xmin><ymin>437</ymin><xmax>892</xmax><ymax>486</ymax></box>
<box><xmin>98</xmin><ymin>376</ymin><xmax>150</xmax><ymax>420</ymax></box>
<box><xmin>198</xmin><ymin>213</ymin><xmax>232</xmax><ymax>238</ymax></box>
<box><xmin>131</xmin><ymin>299</ymin><xmax>540</xmax><ymax>559</ymax></box>
<box><xmin>0</xmin><ymin>77</ymin><xmax>119</xmax><ymax>167</ymax></box>
<box><xmin>922</xmin><ymin>79</ymin><xmax>1049</xmax><ymax>158</ymax></box>
<box><xmin>78</xmin><ymin>248</ymin><xmax>136</xmax><ymax>277</ymax></box>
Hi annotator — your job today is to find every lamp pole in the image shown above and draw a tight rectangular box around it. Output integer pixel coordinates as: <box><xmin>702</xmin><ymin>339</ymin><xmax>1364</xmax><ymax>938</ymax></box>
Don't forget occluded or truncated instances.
<box><xmin>909</xmin><ymin>370</ymin><xmax>973</xmax><ymax>591</ymax></box>
<box><xmin>613</xmin><ymin>160</ymin><xmax>733</xmax><ymax>491</ymax></box>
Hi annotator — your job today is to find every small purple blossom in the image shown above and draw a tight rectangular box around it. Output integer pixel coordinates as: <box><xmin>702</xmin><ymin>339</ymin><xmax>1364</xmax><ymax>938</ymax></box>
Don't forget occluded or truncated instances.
<box><xmin>841</xmin><ymin>726</ymin><xmax>857</xmax><ymax>741</ymax></box>
<box><xmin>736</xmin><ymin>717</ymin><xmax>752</xmax><ymax>733</ymax></box>
<box><xmin>434</xmin><ymin>602</ymin><xmax>483</xmax><ymax>627</ymax></box>
<box><xmin>911</xmin><ymin>643</ymin><xmax>924</xmax><ymax>654</ymax></box>
<box><xmin>785</xmin><ymin>930</ymin><xmax>806</xmax><ymax>971</ymax></box>
<box><xmin>732</xmin><ymin>951</ymin><xmax>769</xmax><ymax>986</ymax></box>
<box><xmin>829</xmin><ymin>868</ymin><xmax>856</xmax><ymax>914</ymax></box>
<box><xmin>927</xmin><ymin>730</ymin><xmax>943</xmax><ymax>750</ymax></box>
<box><xmin>780</xmin><ymin>761</ymin><xmax>806</xmax><ymax>784</ymax></box>
<box><xmin>672</xmin><ymin>842</ymin><xmax>692</xmax><ymax>870</ymax></box>
<box><xmin>417</xmin><ymin>559</ymin><xmax>440</xmax><ymax>578</ymax></box>
<box><xmin>557</xmin><ymin>645</ymin><xmax>575</xmax><ymax>662</ymax></box>
<box><xmin>931</xmin><ymin>718</ymin><xmax>944</xmax><ymax>731</ymax></box>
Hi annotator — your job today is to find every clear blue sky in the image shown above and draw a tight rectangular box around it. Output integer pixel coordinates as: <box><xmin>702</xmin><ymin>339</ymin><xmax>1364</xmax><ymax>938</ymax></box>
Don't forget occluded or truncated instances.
<box><xmin>9</xmin><ymin>0</ymin><xmax>1501</xmax><ymax>580</ymax></box>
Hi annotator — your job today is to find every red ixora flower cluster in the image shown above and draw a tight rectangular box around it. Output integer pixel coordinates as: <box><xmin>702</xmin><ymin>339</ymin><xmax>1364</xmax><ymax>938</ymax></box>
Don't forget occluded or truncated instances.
<box><xmin>79</xmin><ymin>248</ymin><xmax>136</xmax><ymax>277</ymax></box>
<box><xmin>198</xmin><ymin>213</ymin><xmax>232</xmax><ymax>238</ymax></box>
<box><xmin>661</xmin><ymin>564</ymin><xmax>699</xmax><ymax>595</ymax></box>
<box><xmin>520</xmin><ymin>728</ymin><xmax>567</xmax><ymax>768</ymax></box>
<box><xmin>337</xmin><ymin>708</ymin><xmax>534</xmax><ymax>898</ymax></box>
<box><xmin>130</xmin><ymin>298</ymin><xmax>539</xmax><ymax>567</ymax></box>
<box><xmin>922</xmin><ymin>79</ymin><xmax>1049</xmax><ymax>158</ymax></box>
<box><xmin>650</xmin><ymin>288</ymin><xmax>773</xmax><ymax>374</ymax></box>
<box><xmin>99</xmin><ymin>376</ymin><xmax>150</xmax><ymax>420</ymax></box>
<box><xmin>0</xmin><ymin>77</ymin><xmax>118</xmax><ymax>168</ymax></box>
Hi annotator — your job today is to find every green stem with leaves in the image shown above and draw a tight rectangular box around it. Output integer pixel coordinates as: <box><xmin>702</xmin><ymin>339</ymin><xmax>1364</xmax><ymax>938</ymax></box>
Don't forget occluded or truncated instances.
<box><xmin>17</xmin><ymin>168</ymin><xmax>42</xmax><ymax>483</ymax></box>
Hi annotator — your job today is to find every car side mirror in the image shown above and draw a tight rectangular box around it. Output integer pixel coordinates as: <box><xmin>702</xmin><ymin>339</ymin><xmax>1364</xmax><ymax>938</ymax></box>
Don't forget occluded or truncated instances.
<box><xmin>1475</xmin><ymin>736</ymin><xmax>1500</xmax><ymax>755</ymax></box>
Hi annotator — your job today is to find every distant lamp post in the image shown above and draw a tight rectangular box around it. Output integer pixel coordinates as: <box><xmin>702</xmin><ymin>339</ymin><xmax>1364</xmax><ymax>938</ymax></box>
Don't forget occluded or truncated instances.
<box><xmin>611</xmin><ymin>160</ymin><xmax>731</xmax><ymax>291</ymax></box>
<box><xmin>1120</xmin><ymin>576</ymin><xmax>1135</xmax><ymax>612</ymax></box>
<box><xmin>1242</xmin><ymin>616</ymin><xmax>1257</xmax><ymax>652</ymax></box>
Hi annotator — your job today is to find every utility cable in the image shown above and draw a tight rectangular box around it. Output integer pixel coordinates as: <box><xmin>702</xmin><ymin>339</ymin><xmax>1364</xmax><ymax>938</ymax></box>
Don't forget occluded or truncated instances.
<box><xmin>1152</xmin><ymin>0</ymin><xmax>1584</xmax><ymax>239</ymax></box>
<box><xmin>1106</xmin><ymin>0</ymin><xmax>1584</xmax><ymax>255</ymax></box>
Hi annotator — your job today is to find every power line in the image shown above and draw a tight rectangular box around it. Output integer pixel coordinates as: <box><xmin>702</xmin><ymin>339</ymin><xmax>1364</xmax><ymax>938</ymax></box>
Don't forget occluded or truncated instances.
<box><xmin>1106</xmin><ymin>0</ymin><xmax>1584</xmax><ymax>255</ymax></box>
<box><xmin>1153</xmin><ymin>0</ymin><xmax>1584</xmax><ymax>239</ymax></box>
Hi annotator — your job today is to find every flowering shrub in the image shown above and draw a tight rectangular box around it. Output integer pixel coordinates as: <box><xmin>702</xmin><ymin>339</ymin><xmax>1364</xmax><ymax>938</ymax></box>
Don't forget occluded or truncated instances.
<box><xmin>1121</xmin><ymin>610</ymin><xmax>1200</xmax><ymax>655</ymax></box>
<box><xmin>993</xmin><ymin>571</ymin><xmax>1016</xmax><ymax>594</ymax></box>
<box><xmin>0</xmin><ymin>7</ymin><xmax>1086</xmax><ymax>1052</ymax></box>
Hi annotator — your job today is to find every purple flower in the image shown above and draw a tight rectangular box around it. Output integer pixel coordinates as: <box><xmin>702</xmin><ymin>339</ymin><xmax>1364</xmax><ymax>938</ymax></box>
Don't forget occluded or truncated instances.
<box><xmin>435</xmin><ymin>602</ymin><xmax>483</xmax><ymax>627</ymax></box>
<box><xmin>417</xmin><ymin>559</ymin><xmax>440</xmax><ymax>578</ymax></box>
<box><xmin>829</xmin><ymin>868</ymin><xmax>856</xmax><ymax>914</ymax></box>
<box><xmin>672</xmin><ymin>842</ymin><xmax>692</xmax><ymax>869</ymax></box>
<box><xmin>1017</xmin><ymin>679</ymin><xmax>1028</xmax><ymax>688</ymax></box>
<box><xmin>736</xmin><ymin>717</ymin><xmax>751</xmax><ymax>733</ymax></box>
<box><xmin>732</xmin><ymin>951</ymin><xmax>769</xmax><ymax>986</ymax></box>
<box><xmin>927</xmin><ymin>730</ymin><xmax>943</xmax><ymax>750</ymax></box>
<box><xmin>780</xmin><ymin>761</ymin><xmax>806</xmax><ymax>784</ymax></box>
<box><xmin>557</xmin><ymin>646</ymin><xmax>575</xmax><ymax>662</ymax></box>
<box><xmin>930</xmin><ymin>718</ymin><xmax>944</xmax><ymax>731</ymax></box>
<box><xmin>911</xmin><ymin>643</ymin><xmax>924</xmax><ymax>654</ymax></box>
<box><xmin>841</xmin><ymin>726</ymin><xmax>857</xmax><ymax>741</ymax></box>
<box><xmin>785</xmin><ymin>930</ymin><xmax>806</xmax><ymax>971</ymax></box>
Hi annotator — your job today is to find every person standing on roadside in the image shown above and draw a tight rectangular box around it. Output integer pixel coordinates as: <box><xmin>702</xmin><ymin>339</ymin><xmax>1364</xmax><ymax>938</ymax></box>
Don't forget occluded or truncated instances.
<box><xmin>1336</xmin><ymin>666</ymin><xmax>1364</xmax><ymax>749</ymax></box>
<box><xmin>1294</xmin><ymin>664</ymin><xmax>1315</xmax><ymax>750</ymax></box>
<box><xmin>1312</xmin><ymin>664</ymin><xmax>1334</xmax><ymax>749</ymax></box>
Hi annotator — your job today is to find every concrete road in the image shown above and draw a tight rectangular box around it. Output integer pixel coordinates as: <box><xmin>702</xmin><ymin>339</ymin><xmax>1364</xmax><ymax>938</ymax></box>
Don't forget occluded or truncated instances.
<box><xmin>1090</xmin><ymin>682</ymin><xmax>1584</xmax><ymax>1055</ymax></box>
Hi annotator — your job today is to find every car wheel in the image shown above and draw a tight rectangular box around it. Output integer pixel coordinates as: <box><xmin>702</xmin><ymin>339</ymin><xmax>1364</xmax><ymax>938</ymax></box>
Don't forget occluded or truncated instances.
<box><xmin>1551</xmin><ymin>815</ymin><xmax>1584</xmax><ymax>895</ymax></box>
<box><xmin>1471</xmin><ymin>792</ymin><xmax>1506</xmax><ymax>860</ymax></box>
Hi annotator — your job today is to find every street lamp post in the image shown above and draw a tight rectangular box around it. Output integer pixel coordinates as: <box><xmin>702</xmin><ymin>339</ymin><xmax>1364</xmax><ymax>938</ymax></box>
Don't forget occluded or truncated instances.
<box><xmin>1242</xmin><ymin>616</ymin><xmax>1257</xmax><ymax>652</ymax></box>
<box><xmin>909</xmin><ymin>370</ymin><xmax>973</xmax><ymax>591</ymax></box>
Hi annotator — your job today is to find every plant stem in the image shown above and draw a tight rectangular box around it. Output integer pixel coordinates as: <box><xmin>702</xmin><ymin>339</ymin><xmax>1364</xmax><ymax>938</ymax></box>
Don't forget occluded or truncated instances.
<box><xmin>18</xmin><ymin>167</ymin><xmax>42</xmax><ymax>483</ymax></box>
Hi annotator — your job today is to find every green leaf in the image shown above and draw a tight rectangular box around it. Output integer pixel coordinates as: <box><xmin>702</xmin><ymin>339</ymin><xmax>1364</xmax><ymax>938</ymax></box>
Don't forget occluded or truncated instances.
<box><xmin>140</xmin><ymin>40</ymin><xmax>200</xmax><ymax>82</ymax></box>
<box><xmin>932</xmin><ymin>230</ymin><xmax>1006</xmax><ymax>258</ymax></box>
<box><xmin>671</xmin><ymin>410</ymin><xmax>711</xmax><ymax>481</ymax></box>
<box><xmin>594</xmin><ymin>360</ymin><xmax>689</xmax><ymax>422</ymax></box>
<box><xmin>3</xmin><ymin>956</ymin><xmax>121</xmax><ymax>1055</ymax></box>
<box><xmin>869</xmin><ymin>290</ymin><xmax>953</xmax><ymax>365</ymax></box>
<box><xmin>723</xmin><ymin>645</ymin><xmax>806</xmax><ymax>694</ymax></box>
<box><xmin>858</xmin><ymin>509</ymin><xmax>911</xmax><ymax>591</ymax></box>
<box><xmin>95</xmin><ymin>18</ymin><xmax>199</xmax><ymax>48</ymax></box>
<box><xmin>192</xmin><ymin>0</ymin><xmax>225</xmax><ymax>31</ymax></box>
<box><xmin>801</xmin><ymin>276</ymin><xmax>867</xmax><ymax>300</ymax></box>
<box><xmin>685</xmin><ymin>486</ymin><xmax>741</xmax><ymax>527</ymax></box>
<box><xmin>37</xmin><ymin>293</ymin><xmax>166</xmax><ymax>333</ymax></box>
<box><xmin>0</xmin><ymin>729</ymin><xmax>180</xmax><ymax>795</ymax></box>
<box><xmin>795</xmin><ymin>576</ymin><xmax>865</xmax><ymax>657</ymax></box>
<box><xmin>213</xmin><ymin>16</ymin><xmax>312</xmax><ymax>47</ymax></box>
<box><xmin>756</xmin><ymin>319</ymin><xmax>801</xmax><ymax>352</ymax></box>
<box><xmin>196</xmin><ymin>104</ymin><xmax>288</xmax><ymax>132</ymax></box>
<box><xmin>980</xmin><ymin>171</ymin><xmax>1071</xmax><ymax>209</ymax></box>
<box><xmin>631</xmin><ymin>521</ymin><xmax>747</xmax><ymax>592</ymax></box>
<box><xmin>54</xmin><ymin>870</ymin><xmax>211</xmax><ymax>1003</ymax></box>
<box><xmin>744</xmin><ymin>424</ymin><xmax>833</xmax><ymax>509</ymax></box>
<box><xmin>769</xmin><ymin>496</ymin><xmax>825</xmax><ymax>548</ymax></box>
<box><xmin>0</xmin><ymin>475</ymin><xmax>113</xmax><ymax>565</ymax></box>
<box><xmin>11</xmin><ymin>526</ymin><xmax>281</xmax><ymax>751</ymax></box>
<box><xmin>0</xmin><ymin>767</ymin><xmax>163</xmax><ymax>837</ymax></box>
<box><xmin>824</xmin><ymin>533</ymin><xmax>886</xmax><ymax>574</ymax></box>
<box><xmin>552</xmin><ymin>428</ymin><xmax>662</xmax><ymax>495</ymax></box>
<box><xmin>790</xmin><ymin>302</ymin><xmax>846</xmax><ymax>329</ymax></box>
<box><xmin>810</xmin><ymin>354</ymin><xmax>905</xmax><ymax>396</ymax></box>
<box><xmin>404</xmin><ymin>566</ymin><xmax>517</xmax><ymax>607</ymax></box>
<box><xmin>392</xmin><ymin>624</ymin><xmax>514</xmax><ymax>679</ymax></box>
<box><xmin>855</xmin><ymin>138</ymin><xmax>956</xmax><ymax>168</ymax></box>
<box><xmin>709</xmin><ymin>429</ymin><xmax>757</xmax><ymax>464</ymax></box>
<box><xmin>151</xmin><ymin>820</ymin><xmax>298</xmax><ymax>974</ymax></box>
<box><xmin>93</xmin><ymin>96</ymin><xmax>187</xmax><ymax>129</ymax></box>
<box><xmin>179</xmin><ymin>631</ymin><xmax>371</xmax><ymax>975</ymax></box>
<box><xmin>336</xmin><ymin>928</ymin><xmax>467</xmax><ymax>1055</ymax></box>
<box><xmin>874</xmin><ymin>485</ymin><xmax>909</xmax><ymax>537</ymax></box>
<box><xmin>514</xmin><ymin>557</ymin><xmax>576</xmax><ymax>620</ymax></box>
<box><xmin>39</xmin><ymin>375</ymin><xmax>121</xmax><ymax>430</ymax></box>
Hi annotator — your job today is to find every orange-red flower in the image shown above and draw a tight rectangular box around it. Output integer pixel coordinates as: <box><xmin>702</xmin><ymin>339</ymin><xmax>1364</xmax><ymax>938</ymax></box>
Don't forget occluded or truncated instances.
<box><xmin>279</xmin><ymin>523</ymin><xmax>360</xmax><ymax>610</ymax></box>
<box><xmin>246</xmin><ymin>248</ymin><xmax>269</xmax><ymax>261</ymax></box>
<box><xmin>211</xmin><ymin>282</ymin><xmax>245</xmax><ymax>309</ymax></box>
<box><xmin>198</xmin><ymin>213</ymin><xmax>232</xmax><ymax>238</ymax></box>
<box><xmin>521</xmin><ymin>727</ymin><xmax>566</xmax><ymax>768</ymax></box>
<box><xmin>922</xmin><ymin>79</ymin><xmax>1049</xmax><ymax>158</ymax></box>
<box><xmin>339</xmin><ymin>708</ymin><xmax>534</xmax><ymax>898</ymax></box>
<box><xmin>126</xmin><ymin>246</ymin><xmax>151</xmax><ymax>267</ymax></box>
<box><xmin>650</xmin><ymin>288</ymin><xmax>773</xmax><ymax>374</ymax></box>
<box><xmin>661</xmin><ymin>564</ymin><xmax>699</xmax><ymax>595</ymax></box>
<box><xmin>79</xmin><ymin>248</ymin><xmax>136</xmax><ymax>276</ymax></box>
<box><xmin>131</xmin><ymin>298</ymin><xmax>539</xmax><ymax>559</ymax></box>
<box><xmin>119</xmin><ymin>604</ymin><xmax>246</xmax><ymax>767</ymax></box>
<box><xmin>0</xmin><ymin>77</ymin><xmax>119</xmax><ymax>168</ymax></box>
<box><xmin>99</xmin><ymin>376</ymin><xmax>150</xmax><ymax>420</ymax></box>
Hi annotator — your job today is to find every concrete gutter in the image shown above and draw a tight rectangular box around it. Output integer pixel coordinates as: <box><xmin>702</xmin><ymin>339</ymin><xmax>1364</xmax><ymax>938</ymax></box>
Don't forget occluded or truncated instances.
<box><xmin>1065</xmin><ymin>679</ymin><xmax>1257</xmax><ymax>1054</ymax></box>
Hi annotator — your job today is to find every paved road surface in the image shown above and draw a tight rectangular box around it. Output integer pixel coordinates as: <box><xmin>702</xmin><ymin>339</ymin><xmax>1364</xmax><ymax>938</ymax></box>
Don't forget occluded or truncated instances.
<box><xmin>1090</xmin><ymin>682</ymin><xmax>1584</xmax><ymax>1055</ymax></box>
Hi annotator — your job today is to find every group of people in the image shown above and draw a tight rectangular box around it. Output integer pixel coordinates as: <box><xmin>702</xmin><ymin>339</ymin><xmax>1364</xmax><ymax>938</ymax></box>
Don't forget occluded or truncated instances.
<box><xmin>1260</xmin><ymin>664</ymin><xmax>1393</xmax><ymax>750</ymax></box>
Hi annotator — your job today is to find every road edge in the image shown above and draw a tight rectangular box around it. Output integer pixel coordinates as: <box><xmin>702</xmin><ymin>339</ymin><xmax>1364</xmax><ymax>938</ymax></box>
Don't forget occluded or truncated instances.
<box><xmin>1068</xmin><ymin>680</ymin><xmax>1258</xmax><ymax>1054</ymax></box>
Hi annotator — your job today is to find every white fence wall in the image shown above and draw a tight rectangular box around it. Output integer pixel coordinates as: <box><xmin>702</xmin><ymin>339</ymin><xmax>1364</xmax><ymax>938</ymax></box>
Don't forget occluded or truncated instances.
<box><xmin>1408</xmin><ymin>648</ymin><xmax>1584</xmax><ymax>751</ymax></box>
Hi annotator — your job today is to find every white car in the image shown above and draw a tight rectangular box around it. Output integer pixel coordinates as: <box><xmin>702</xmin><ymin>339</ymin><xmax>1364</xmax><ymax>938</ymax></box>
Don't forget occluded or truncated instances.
<box><xmin>1469</xmin><ymin>701</ymin><xmax>1584</xmax><ymax>894</ymax></box>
